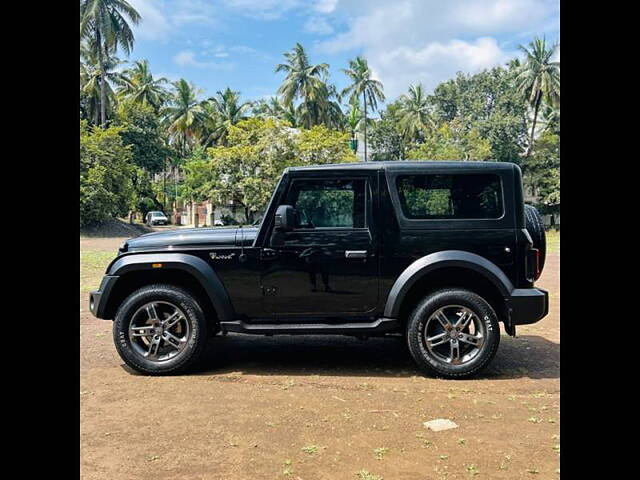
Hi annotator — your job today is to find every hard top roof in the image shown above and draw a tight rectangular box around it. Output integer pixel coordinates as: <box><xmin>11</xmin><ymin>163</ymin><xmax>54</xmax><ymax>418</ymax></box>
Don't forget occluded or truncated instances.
<box><xmin>287</xmin><ymin>160</ymin><xmax>516</xmax><ymax>173</ymax></box>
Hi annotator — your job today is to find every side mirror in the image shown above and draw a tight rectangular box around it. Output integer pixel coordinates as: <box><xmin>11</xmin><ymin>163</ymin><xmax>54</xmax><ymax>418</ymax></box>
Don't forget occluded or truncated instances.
<box><xmin>274</xmin><ymin>205</ymin><xmax>295</xmax><ymax>231</ymax></box>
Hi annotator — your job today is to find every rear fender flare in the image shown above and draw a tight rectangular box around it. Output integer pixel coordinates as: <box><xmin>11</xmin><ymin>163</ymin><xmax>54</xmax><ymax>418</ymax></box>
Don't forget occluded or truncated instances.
<box><xmin>383</xmin><ymin>250</ymin><xmax>514</xmax><ymax>318</ymax></box>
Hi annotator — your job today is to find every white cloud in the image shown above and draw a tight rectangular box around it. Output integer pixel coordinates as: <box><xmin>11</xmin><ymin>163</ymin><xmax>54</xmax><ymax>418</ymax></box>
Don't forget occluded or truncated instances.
<box><xmin>173</xmin><ymin>50</ymin><xmax>235</xmax><ymax>70</ymax></box>
<box><xmin>129</xmin><ymin>0</ymin><xmax>217</xmax><ymax>40</ymax></box>
<box><xmin>375</xmin><ymin>38</ymin><xmax>510</xmax><ymax>99</ymax></box>
<box><xmin>173</xmin><ymin>50</ymin><xmax>198</xmax><ymax>67</ymax></box>
<box><xmin>224</xmin><ymin>0</ymin><xmax>302</xmax><ymax>19</ymax></box>
<box><xmin>304</xmin><ymin>17</ymin><xmax>334</xmax><ymax>35</ymax></box>
<box><xmin>316</xmin><ymin>0</ymin><xmax>558</xmax><ymax>99</ymax></box>
<box><xmin>313</xmin><ymin>0</ymin><xmax>339</xmax><ymax>13</ymax></box>
<box><xmin>128</xmin><ymin>0</ymin><xmax>171</xmax><ymax>40</ymax></box>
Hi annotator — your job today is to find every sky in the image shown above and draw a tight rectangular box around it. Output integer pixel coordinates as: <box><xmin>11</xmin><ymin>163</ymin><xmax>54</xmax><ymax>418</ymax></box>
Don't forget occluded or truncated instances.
<box><xmin>126</xmin><ymin>0</ymin><xmax>560</xmax><ymax>104</ymax></box>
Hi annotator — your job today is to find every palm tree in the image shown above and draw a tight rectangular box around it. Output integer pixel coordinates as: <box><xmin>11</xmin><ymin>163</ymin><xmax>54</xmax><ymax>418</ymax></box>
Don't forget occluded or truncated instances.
<box><xmin>275</xmin><ymin>43</ymin><xmax>330</xmax><ymax>123</ymax></box>
<box><xmin>296</xmin><ymin>83</ymin><xmax>343</xmax><ymax>129</ymax></box>
<box><xmin>207</xmin><ymin>87</ymin><xmax>251</xmax><ymax>144</ymax></box>
<box><xmin>80</xmin><ymin>40</ymin><xmax>126</xmax><ymax>124</ymax></box>
<box><xmin>516</xmin><ymin>36</ymin><xmax>560</xmax><ymax>157</ymax></box>
<box><xmin>397</xmin><ymin>84</ymin><xmax>434</xmax><ymax>143</ymax></box>
<box><xmin>345</xmin><ymin>100</ymin><xmax>364</xmax><ymax>137</ymax></box>
<box><xmin>80</xmin><ymin>0</ymin><xmax>141</xmax><ymax>125</ymax></box>
<box><xmin>197</xmin><ymin>102</ymin><xmax>223</xmax><ymax>148</ymax></box>
<box><xmin>253</xmin><ymin>96</ymin><xmax>284</xmax><ymax>119</ymax></box>
<box><xmin>341</xmin><ymin>56</ymin><xmax>385</xmax><ymax>161</ymax></box>
<box><xmin>118</xmin><ymin>60</ymin><xmax>169</xmax><ymax>111</ymax></box>
<box><xmin>252</xmin><ymin>96</ymin><xmax>301</xmax><ymax>127</ymax></box>
<box><xmin>161</xmin><ymin>79</ymin><xmax>204</xmax><ymax>157</ymax></box>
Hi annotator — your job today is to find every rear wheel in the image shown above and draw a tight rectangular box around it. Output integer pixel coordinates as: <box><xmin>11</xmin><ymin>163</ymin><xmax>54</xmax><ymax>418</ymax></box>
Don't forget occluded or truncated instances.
<box><xmin>406</xmin><ymin>289</ymin><xmax>500</xmax><ymax>379</ymax></box>
<box><xmin>113</xmin><ymin>284</ymin><xmax>208</xmax><ymax>375</ymax></box>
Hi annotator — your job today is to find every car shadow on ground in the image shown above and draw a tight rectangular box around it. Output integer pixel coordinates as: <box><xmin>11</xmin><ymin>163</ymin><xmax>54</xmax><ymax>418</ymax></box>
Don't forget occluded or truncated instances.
<box><xmin>179</xmin><ymin>333</ymin><xmax>559</xmax><ymax>380</ymax></box>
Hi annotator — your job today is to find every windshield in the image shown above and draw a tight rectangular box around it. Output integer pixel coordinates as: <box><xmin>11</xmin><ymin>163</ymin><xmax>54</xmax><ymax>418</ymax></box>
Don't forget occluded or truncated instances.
<box><xmin>151</xmin><ymin>212</ymin><xmax>164</xmax><ymax>217</ymax></box>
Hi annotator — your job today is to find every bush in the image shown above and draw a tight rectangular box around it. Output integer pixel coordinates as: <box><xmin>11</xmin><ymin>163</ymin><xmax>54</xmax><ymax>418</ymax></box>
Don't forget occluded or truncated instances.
<box><xmin>80</xmin><ymin>120</ymin><xmax>134</xmax><ymax>226</ymax></box>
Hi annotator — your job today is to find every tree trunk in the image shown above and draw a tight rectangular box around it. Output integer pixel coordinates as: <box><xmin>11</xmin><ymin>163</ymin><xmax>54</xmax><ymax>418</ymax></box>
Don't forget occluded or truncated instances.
<box><xmin>525</xmin><ymin>92</ymin><xmax>542</xmax><ymax>158</ymax></box>
<box><xmin>96</xmin><ymin>30</ymin><xmax>107</xmax><ymax>126</ymax></box>
<box><xmin>363</xmin><ymin>92</ymin><xmax>367</xmax><ymax>162</ymax></box>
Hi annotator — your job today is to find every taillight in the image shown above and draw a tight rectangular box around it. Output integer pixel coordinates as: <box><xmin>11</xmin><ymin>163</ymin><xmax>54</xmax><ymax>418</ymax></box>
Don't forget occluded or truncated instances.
<box><xmin>526</xmin><ymin>248</ymin><xmax>541</xmax><ymax>283</ymax></box>
<box><xmin>533</xmin><ymin>248</ymin><xmax>541</xmax><ymax>281</ymax></box>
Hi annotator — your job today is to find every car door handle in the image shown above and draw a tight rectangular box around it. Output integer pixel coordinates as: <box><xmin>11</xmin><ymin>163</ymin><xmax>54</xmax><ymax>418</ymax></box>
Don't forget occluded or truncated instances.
<box><xmin>345</xmin><ymin>250</ymin><xmax>367</xmax><ymax>259</ymax></box>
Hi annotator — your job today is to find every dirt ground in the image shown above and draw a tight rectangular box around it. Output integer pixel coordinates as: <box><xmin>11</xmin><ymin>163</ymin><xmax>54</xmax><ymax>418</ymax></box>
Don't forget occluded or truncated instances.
<box><xmin>80</xmin><ymin>236</ymin><xmax>559</xmax><ymax>480</ymax></box>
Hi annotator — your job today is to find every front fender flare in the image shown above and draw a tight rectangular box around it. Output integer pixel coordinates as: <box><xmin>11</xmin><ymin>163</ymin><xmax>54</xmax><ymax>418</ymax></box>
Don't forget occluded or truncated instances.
<box><xmin>383</xmin><ymin>250</ymin><xmax>514</xmax><ymax>318</ymax></box>
<box><xmin>108</xmin><ymin>253</ymin><xmax>235</xmax><ymax>321</ymax></box>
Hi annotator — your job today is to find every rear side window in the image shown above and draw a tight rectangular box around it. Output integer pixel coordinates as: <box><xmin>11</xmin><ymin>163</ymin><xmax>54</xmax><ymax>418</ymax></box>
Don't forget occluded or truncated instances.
<box><xmin>396</xmin><ymin>174</ymin><xmax>503</xmax><ymax>219</ymax></box>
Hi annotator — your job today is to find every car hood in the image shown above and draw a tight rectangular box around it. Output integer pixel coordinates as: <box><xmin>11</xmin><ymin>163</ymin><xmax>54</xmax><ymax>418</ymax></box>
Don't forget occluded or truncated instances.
<box><xmin>125</xmin><ymin>227</ymin><xmax>259</xmax><ymax>251</ymax></box>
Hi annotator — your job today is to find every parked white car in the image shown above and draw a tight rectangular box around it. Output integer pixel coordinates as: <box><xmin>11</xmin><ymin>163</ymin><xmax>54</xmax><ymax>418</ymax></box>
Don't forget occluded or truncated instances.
<box><xmin>145</xmin><ymin>211</ymin><xmax>169</xmax><ymax>226</ymax></box>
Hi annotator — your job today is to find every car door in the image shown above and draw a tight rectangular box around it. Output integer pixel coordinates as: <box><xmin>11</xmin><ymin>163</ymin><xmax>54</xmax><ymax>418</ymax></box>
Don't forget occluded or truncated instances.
<box><xmin>261</xmin><ymin>174</ymin><xmax>379</xmax><ymax>317</ymax></box>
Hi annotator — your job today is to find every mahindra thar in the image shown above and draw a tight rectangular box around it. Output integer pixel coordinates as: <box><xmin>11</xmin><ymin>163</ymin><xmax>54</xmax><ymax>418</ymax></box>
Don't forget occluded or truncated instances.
<box><xmin>89</xmin><ymin>161</ymin><xmax>548</xmax><ymax>378</ymax></box>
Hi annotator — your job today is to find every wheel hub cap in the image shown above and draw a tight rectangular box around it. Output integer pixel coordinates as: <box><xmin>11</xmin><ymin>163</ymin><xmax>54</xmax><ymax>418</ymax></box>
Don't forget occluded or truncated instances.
<box><xmin>128</xmin><ymin>301</ymin><xmax>190</xmax><ymax>363</ymax></box>
<box><xmin>423</xmin><ymin>305</ymin><xmax>486</xmax><ymax>366</ymax></box>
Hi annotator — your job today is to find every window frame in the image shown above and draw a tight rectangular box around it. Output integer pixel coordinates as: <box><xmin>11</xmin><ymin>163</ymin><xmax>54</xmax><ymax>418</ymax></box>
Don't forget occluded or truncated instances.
<box><xmin>386</xmin><ymin>168</ymin><xmax>514</xmax><ymax>230</ymax></box>
<box><xmin>282</xmin><ymin>176</ymin><xmax>372</xmax><ymax>232</ymax></box>
<box><xmin>395</xmin><ymin>173</ymin><xmax>505</xmax><ymax>221</ymax></box>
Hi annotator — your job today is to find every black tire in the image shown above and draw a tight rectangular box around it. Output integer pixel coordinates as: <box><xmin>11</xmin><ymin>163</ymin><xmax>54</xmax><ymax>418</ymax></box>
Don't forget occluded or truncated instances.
<box><xmin>406</xmin><ymin>289</ymin><xmax>500</xmax><ymax>379</ymax></box>
<box><xmin>524</xmin><ymin>204</ymin><xmax>546</xmax><ymax>274</ymax></box>
<box><xmin>113</xmin><ymin>284</ymin><xmax>208</xmax><ymax>375</ymax></box>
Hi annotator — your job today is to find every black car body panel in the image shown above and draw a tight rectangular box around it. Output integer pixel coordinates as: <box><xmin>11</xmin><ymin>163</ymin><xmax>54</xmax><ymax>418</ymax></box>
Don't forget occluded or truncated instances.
<box><xmin>90</xmin><ymin>161</ymin><xmax>548</xmax><ymax>335</ymax></box>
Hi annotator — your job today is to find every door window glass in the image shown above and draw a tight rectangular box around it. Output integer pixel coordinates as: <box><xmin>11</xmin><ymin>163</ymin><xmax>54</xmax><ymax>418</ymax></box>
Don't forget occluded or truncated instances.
<box><xmin>285</xmin><ymin>179</ymin><xmax>366</xmax><ymax>228</ymax></box>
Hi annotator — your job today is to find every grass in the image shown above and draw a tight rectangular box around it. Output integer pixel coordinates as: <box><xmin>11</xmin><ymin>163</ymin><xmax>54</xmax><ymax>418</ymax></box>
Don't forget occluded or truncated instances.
<box><xmin>356</xmin><ymin>470</ymin><xmax>382</xmax><ymax>480</ymax></box>
<box><xmin>80</xmin><ymin>250</ymin><xmax>116</xmax><ymax>294</ymax></box>
<box><xmin>546</xmin><ymin>229</ymin><xmax>560</xmax><ymax>254</ymax></box>
<box><xmin>373</xmin><ymin>447</ymin><xmax>388</xmax><ymax>460</ymax></box>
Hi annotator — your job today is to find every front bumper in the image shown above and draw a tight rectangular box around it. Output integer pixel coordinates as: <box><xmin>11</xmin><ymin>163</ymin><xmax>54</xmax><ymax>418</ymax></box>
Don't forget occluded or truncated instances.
<box><xmin>89</xmin><ymin>275</ymin><xmax>119</xmax><ymax>319</ymax></box>
<box><xmin>507</xmin><ymin>288</ymin><xmax>549</xmax><ymax>325</ymax></box>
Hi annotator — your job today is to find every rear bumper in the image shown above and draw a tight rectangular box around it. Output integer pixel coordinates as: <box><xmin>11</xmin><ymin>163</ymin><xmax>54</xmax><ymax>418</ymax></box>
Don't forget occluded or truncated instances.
<box><xmin>89</xmin><ymin>275</ymin><xmax>119</xmax><ymax>319</ymax></box>
<box><xmin>507</xmin><ymin>288</ymin><xmax>549</xmax><ymax>325</ymax></box>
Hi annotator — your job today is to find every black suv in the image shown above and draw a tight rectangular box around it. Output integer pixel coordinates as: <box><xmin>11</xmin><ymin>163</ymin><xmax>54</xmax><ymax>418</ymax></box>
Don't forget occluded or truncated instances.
<box><xmin>90</xmin><ymin>161</ymin><xmax>548</xmax><ymax>378</ymax></box>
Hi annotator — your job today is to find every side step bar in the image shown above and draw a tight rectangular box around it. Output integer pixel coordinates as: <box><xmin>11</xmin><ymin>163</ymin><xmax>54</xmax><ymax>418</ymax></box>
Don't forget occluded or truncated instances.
<box><xmin>220</xmin><ymin>318</ymin><xmax>399</xmax><ymax>335</ymax></box>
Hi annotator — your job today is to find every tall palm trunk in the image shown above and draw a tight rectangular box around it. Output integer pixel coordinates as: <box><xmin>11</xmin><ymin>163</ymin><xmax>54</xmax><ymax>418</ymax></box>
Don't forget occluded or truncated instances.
<box><xmin>96</xmin><ymin>30</ymin><xmax>107</xmax><ymax>126</ymax></box>
<box><xmin>363</xmin><ymin>91</ymin><xmax>367</xmax><ymax>162</ymax></box>
<box><xmin>526</xmin><ymin>91</ymin><xmax>542</xmax><ymax>158</ymax></box>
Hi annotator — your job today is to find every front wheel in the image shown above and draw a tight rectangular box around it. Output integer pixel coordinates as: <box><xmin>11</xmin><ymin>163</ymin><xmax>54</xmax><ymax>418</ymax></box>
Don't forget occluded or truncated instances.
<box><xmin>406</xmin><ymin>289</ymin><xmax>500</xmax><ymax>379</ymax></box>
<box><xmin>113</xmin><ymin>284</ymin><xmax>209</xmax><ymax>375</ymax></box>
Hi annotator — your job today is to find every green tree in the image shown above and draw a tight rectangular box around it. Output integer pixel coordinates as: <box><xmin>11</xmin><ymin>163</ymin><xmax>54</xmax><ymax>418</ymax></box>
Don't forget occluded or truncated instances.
<box><xmin>205</xmin><ymin>118</ymin><xmax>300</xmax><ymax>222</ymax></box>
<box><xmin>162</xmin><ymin>79</ymin><xmax>204</xmax><ymax>156</ymax></box>
<box><xmin>368</xmin><ymin>101</ymin><xmax>407</xmax><ymax>161</ymax></box>
<box><xmin>344</xmin><ymin>99</ymin><xmax>364</xmax><ymax>142</ymax></box>
<box><xmin>183</xmin><ymin>119</ymin><xmax>356</xmax><ymax>223</ymax></box>
<box><xmin>341</xmin><ymin>56</ymin><xmax>385</xmax><ymax>161</ymax></box>
<box><xmin>206</xmin><ymin>87</ymin><xmax>251</xmax><ymax>145</ymax></box>
<box><xmin>275</xmin><ymin>43</ymin><xmax>342</xmax><ymax>128</ymax></box>
<box><xmin>523</xmin><ymin>131</ymin><xmax>560</xmax><ymax>206</ymax></box>
<box><xmin>406</xmin><ymin>120</ymin><xmax>492</xmax><ymax>161</ymax></box>
<box><xmin>429</xmin><ymin>65</ymin><xmax>528</xmax><ymax>163</ymax></box>
<box><xmin>80</xmin><ymin>41</ymin><xmax>126</xmax><ymax>125</ymax></box>
<box><xmin>253</xmin><ymin>96</ymin><xmax>300</xmax><ymax>127</ymax></box>
<box><xmin>516</xmin><ymin>36</ymin><xmax>560</xmax><ymax>157</ymax></box>
<box><xmin>296</xmin><ymin>83</ymin><xmax>343</xmax><ymax>129</ymax></box>
<box><xmin>296</xmin><ymin>125</ymin><xmax>357</xmax><ymax>165</ymax></box>
<box><xmin>80</xmin><ymin>0</ymin><xmax>141</xmax><ymax>125</ymax></box>
<box><xmin>397</xmin><ymin>84</ymin><xmax>434</xmax><ymax>143</ymax></box>
<box><xmin>80</xmin><ymin>120</ymin><xmax>134</xmax><ymax>225</ymax></box>
<box><xmin>116</xmin><ymin>99</ymin><xmax>170</xmax><ymax>173</ymax></box>
<box><xmin>115</xmin><ymin>100</ymin><xmax>172</xmax><ymax>211</ymax></box>
<box><xmin>276</xmin><ymin>43</ymin><xmax>329</xmax><ymax>108</ymax></box>
<box><xmin>118</xmin><ymin>59</ymin><xmax>169</xmax><ymax>111</ymax></box>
